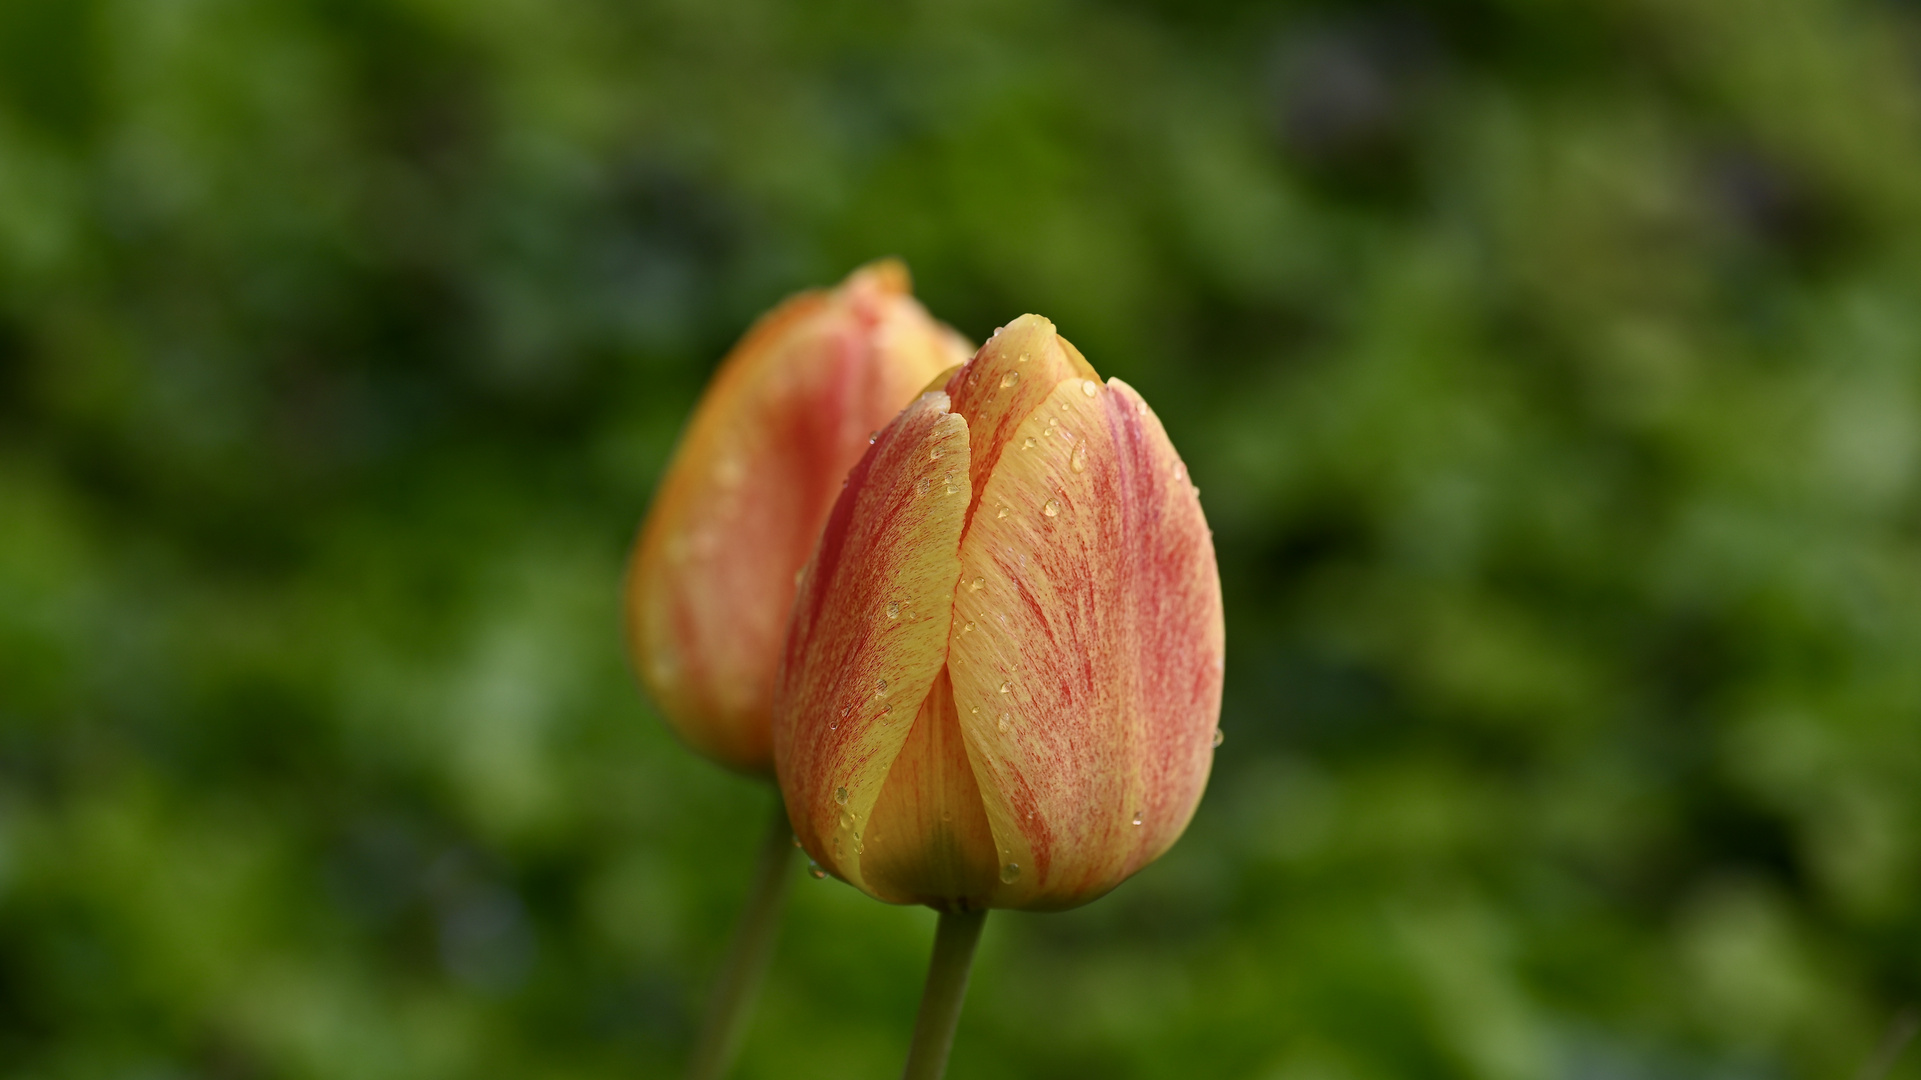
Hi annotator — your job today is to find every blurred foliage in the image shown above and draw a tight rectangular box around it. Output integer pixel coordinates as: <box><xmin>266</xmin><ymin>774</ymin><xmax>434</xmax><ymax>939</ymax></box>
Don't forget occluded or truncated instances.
<box><xmin>3</xmin><ymin>0</ymin><xmax>1921</xmax><ymax>1077</ymax></box>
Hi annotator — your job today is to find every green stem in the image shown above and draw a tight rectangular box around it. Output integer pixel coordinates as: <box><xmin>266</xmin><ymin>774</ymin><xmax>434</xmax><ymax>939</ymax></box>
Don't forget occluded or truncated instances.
<box><xmin>900</xmin><ymin>908</ymin><xmax>989</xmax><ymax>1080</ymax></box>
<box><xmin>684</xmin><ymin>793</ymin><xmax>799</xmax><ymax>1080</ymax></box>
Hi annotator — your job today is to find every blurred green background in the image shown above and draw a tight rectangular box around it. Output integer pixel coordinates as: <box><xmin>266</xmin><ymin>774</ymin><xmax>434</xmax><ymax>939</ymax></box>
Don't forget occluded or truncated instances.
<box><xmin>3</xmin><ymin>0</ymin><xmax>1920</xmax><ymax>1077</ymax></box>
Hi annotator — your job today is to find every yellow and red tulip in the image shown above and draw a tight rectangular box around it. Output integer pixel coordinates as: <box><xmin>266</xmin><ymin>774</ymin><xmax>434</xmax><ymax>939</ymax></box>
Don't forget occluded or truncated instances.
<box><xmin>773</xmin><ymin>314</ymin><xmax>1224</xmax><ymax>911</ymax></box>
<box><xmin>625</xmin><ymin>262</ymin><xmax>972</xmax><ymax>775</ymax></box>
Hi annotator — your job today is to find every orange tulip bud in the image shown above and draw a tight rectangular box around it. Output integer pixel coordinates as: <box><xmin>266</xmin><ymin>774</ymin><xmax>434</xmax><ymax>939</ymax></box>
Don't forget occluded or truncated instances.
<box><xmin>773</xmin><ymin>315</ymin><xmax>1224</xmax><ymax>911</ymax></box>
<box><xmin>625</xmin><ymin>262</ymin><xmax>972</xmax><ymax>775</ymax></box>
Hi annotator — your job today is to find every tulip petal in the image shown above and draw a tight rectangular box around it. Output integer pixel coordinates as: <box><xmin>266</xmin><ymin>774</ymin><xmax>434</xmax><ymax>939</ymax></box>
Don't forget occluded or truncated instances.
<box><xmin>943</xmin><ymin>314</ymin><xmax>1097</xmax><ymax>532</ymax></box>
<box><xmin>627</xmin><ymin>262</ymin><xmax>967</xmax><ymax>773</ymax></box>
<box><xmin>947</xmin><ymin>374</ymin><xmax>1224</xmax><ymax>909</ymax></box>
<box><xmin>773</xmin><ymin>390</ymin><xmax>973</xmax><ymax>893</ymax></box>
<box><xmin>861</xmin><ymin>667</ymin><xmax>999</xmax><ymax>908</ymax></box>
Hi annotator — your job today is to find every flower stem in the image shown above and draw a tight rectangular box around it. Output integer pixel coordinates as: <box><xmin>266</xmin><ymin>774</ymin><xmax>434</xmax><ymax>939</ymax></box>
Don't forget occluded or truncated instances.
<box><xmin>900</xmin><ymin>908</ymin><xmax>989</xmax><ymax>1080</ymax></box>
<box><xmin>684</xmin><ymin>792</ymin><xmax>799</xmax><ymax>1080</ymax></box>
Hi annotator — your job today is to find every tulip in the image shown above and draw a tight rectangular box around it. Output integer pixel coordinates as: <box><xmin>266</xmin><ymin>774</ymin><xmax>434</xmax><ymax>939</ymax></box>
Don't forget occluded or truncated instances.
<box><xmin>623</xmin><ymin>261</ymin><xmax>970</xmax><ymax>1080</ymax></box>
<box><xmin>625</xmin><ymin>260</ymin><xmax>972</xmax><ymax>776</ymax></box>
<box><xmin>773</xmin><ymin>314</ymin><xmax>1225</xmax><ymax>913</ymax></box>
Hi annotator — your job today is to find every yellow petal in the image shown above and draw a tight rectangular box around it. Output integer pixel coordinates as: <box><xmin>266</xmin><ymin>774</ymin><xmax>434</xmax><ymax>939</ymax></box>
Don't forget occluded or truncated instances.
<box><xmin>942</xmin><ymin>314</ymin><xmax>1097</xmax><ymax>530</ymax></box>
<box><xmin>947</xmin><ymin>373</ymin><xmax>1224</xmax><ymax>910</ymax></box>
<box><xmin>772</xmin><ymin>390</ymin><xmax>974</xmax><ymax>894</ymax></box>
<box><xmin>860</xmin><ymin>667</ymin><xmax>1000</xmax><ymax>908</ymax></box>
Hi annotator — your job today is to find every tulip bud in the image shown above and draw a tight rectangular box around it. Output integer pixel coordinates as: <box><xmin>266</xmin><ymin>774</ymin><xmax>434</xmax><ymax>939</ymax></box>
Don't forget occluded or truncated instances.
<box><xmin>773</xmin><ymin>315</ymin><xmax>1224</xmax><ymax>911</ymax></box>
<box><xmin>625</xmin><ymin>262</ymin><xmax>972</xmax><ymax>775</ymax></box>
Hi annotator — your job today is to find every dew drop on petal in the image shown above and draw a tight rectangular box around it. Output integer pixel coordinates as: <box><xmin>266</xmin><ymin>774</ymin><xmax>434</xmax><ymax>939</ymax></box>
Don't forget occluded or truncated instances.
<box><xmin>963</xmin><ymin>621</ymin><xmax>976</xmax><ymax>633</ymax></box>
<box><xmin>1174</xmin><ymin>462</ymin><xmax>1186</xmax><ymax>481</ymax></box>
<box><xmin>915</xmin><ymin>477</ymin><xmax>930</xmax><ymax>496</ymax></box>
<box><xmin>999</xmin><ymin>681</ymin><xmax>1011</xmax><ymax>694</ymax></box>
<box><xmin>930</xmin><ymin>447</ymin><xmax>943</xmax><ymax>461</ymax></box>
<box><xmin>1070</xmin><ymin>442</ymin><xmax>1087</xmax><ymax>473</ymax></box>
<box><xmin>1001</xmin><ymin>371</ymin><xmax>1020</xmax><ymax>388</ymax></box>
<box><xmin>808</xmin><ymin>862</ymin><xmax>826</xmax><ymax>879</ymax></box>
<box><xmin>1018</xmin><ymin>352</ymin><xmax>1029</xmax><ymax>363</ymax></box>
<box><xmin>1132</xmin><ymin>810</ymin><xmax>1144</xmax><ymax>826</ymax></box>
<box><xmin>792</xmin><ymin>834</ymin><xmax>802</xmax><ymax>848</ymax></box>
<box><xmin>997</xmin><ymin>505</ymin><xmax>1010</xmax><ymax>519</ymax></box>
<box><xmin>1000</xmin><ymin>862</ymin><xmax>1021</xmax><ymax>883</ymax></box>
<box><xmin>835</xmin><ymin>786</ymin><xmax>849</xmax><ymax>805</ymax></box>
<box><xmin>1081</xmin><ymin>379</ymin><xmax>1099</xmax><ymax>397</ymax></box>
<box><xmin>1213</xmin><ymin>728</ymin><xmax>1225</xmax><ymax>748</ymax></box>
<box><xmin>875</xmin><ymin>678</ymin><xmax>888</xmax><ymax>695</ymax></box>
<box><xmin>1043</xmin><ymin>499</ymin><xmax>1060</xmax><ymax>517</ymax></box>
<box><xmin>880</xmin><ymin>703</ymin><xmax>892</xmax><ymax>717</ymax></box>
<box><xmin>887</xmin><ymin>602</ymin><xmax>900</xmax><ymax>619</ymax></box>
<box><xmin>1022</xmin><ymin>437</ymin><xmax>1036</xmax><ymax>450</ymax></box>
<box><xmin>969</xmin><ymin>577</ymin><xmax>985</xmax><ymax>592</ymax></box>
<box><xmin>997</xmin><ymin>713</ymin><xmax>1010</xmax><ymax>733</ymax></box>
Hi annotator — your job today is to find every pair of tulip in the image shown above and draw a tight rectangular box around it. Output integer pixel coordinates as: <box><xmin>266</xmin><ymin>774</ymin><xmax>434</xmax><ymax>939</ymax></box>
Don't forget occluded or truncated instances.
<box><xmin>626</xmin><ymin>262</ymin><xmax>1223</xmax><ymax>1079</ymax></box>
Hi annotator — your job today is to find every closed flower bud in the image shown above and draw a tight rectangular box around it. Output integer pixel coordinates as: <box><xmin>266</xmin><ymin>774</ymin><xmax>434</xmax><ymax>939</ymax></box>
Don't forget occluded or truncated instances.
<box><xmin>773</xmin><ymin>315</ymin><xmax>1224</xmax><ymax>910</ymax></box>
<box><xmin>626</xmin><ymin>262</ymin><xmax>972</xmax><ymax>775</ymax></box>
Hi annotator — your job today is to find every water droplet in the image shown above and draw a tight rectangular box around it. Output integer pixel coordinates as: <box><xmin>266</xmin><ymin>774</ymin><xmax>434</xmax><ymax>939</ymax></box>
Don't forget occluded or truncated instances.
<box><xmin>930</xmin><ymin>447</ymin><xmax>943</xmax><ymax>461</ymax></box>
<box><xmin>969</xmin><ymin>577</ymin><xmax>985</xmax><ymax>592</ymax></box>
<box><xmin>997</xmin><ymin>713</ymin><xmax>1010</xmax><ymax>733</ymax></box>
<box><xmin>999</xmin><ymin>681</ymin><xmax>1011</xmax><ymax>694</ymax></box>
<box><xmin>875</xmin><ymin>678</ymin><xmax>888</xmax><ymax>696</ymax></box>
<box><xmin>853</xmin><ymin>833</ymin><xmax>865</xmax><ymax>855</ymax></box>
<box><xmin>1001</xmin><ymin>371</ymin><xmax>1020</xmax><ymax>388</ymax></box>
<box><xmin>1212</xmin><ymin>728</ymin><xmax>1225</xmax><ymax>748</ymax></box>
<box><xmin>835</xmin><ymin>786</ymin><xmax>849</xmax><ymax>805</ymax></box>
<box><xmin>1018</xmin><ymin>352</ymin><xmax>1029</xmax><ymax>363</ymax></box>
<box><xmin>1043</xmin><ymin>499</ymin><xmax>1060</xmax><ymax>517</ymax></box>
<box><xmin>1173</xmin><ymin>462</ymin><xmax>1186</xmax><ymax>481</ymax></box>
<box><xmin>1070</xmin><ymin>442</ymin><xmax>1087</xmax><ymax>473</ymax></box>
<box><xmin>970</xmin><ymin>705</ymin><xmax>980</xmax><ymax>715</ymax></box>
<box><xmin>944</xmin><ymin>473</ymin><xmax>958</xmax><ymax>495</ymax></box>
<box><xmin>1000</xmin><ymin>862</ymin><xmax>1021</xmax><ymax>883</ymax></box>
<box><xmin>1022</xmin><ymin>437</ymin><xmax>1036</xmax><ymax>450</ymax></box>
<box><xmin>809</xmin><ymin>862</ymin><xmax>826</xmax><ymax>879</ymax></box>
<box><xmin>1081</xmin><ymin>379</ymin><xmax>1099</xmax><ymax>397</ymax></box>
<box><xmin>962</xmin><ymin>621</ymin><xmax>976</xmax><ymax>633</ymax></box>
<box><xmin>869</xmin><ymin>431</ymin><xmax>880</xmax><ymax>444</ymax></box>
<box><xmin>915</xmin><ymin>477</ymin><xmax>930</xmax><ymax>496</ymax></box>
<box><xmin>792</xmin><ymin>833</ymin><xmax>803</xmax><ymax>848</ymax></box>
<box><xmin>880</xmin><ymin>703</ymin><xmax>893</xmax><ymax>717</ymax></box>
<box><xmin>886</xmin><ymin>602</ymin><xmax>900</xmax><ymax>619</ymax></box>
<box><xmin>839</xmin><ymin>810</ymin><xmax>854</xmax><ymax>829</ymax></box>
